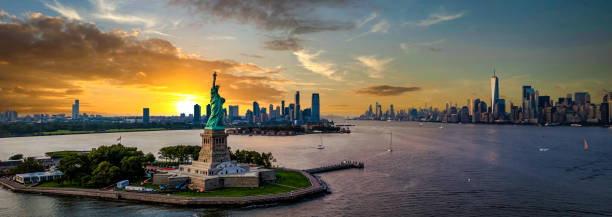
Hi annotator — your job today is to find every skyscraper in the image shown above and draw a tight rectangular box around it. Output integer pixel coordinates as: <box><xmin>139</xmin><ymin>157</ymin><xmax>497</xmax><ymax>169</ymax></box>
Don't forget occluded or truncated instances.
<box><xmin>311</xmin><ymin>93</ymin><xmax>320</xmax><ymax>122</ymax></box>
<box><xmin>253</xmin><ymin>101</ymin><xmax>260</xmax><ymax>118</ymax></box>
<box><xmin>193</xmin><ymin>104</ymin><xmax>201</xmax><ymax>123</ymax></box>
<box><xmin>72</xmin><ymin>99</ymin><xmax>79</xmax><ymax>119</ymax></box>
<box><xmin>574</xmin><ymin>92</ymin><xmax>590</xmax><ymax>105</ymax></box>
<box><xmin>143</xmin><ymin>108</ymin><xmax>150</xmax><ymax>123</ymax></box>
<box><xmin>228</xmin><ymin>105</ymin><xmax>239</xmax><ymax>121</ymax></box>
<box><xmin>491</xmin><ymin>71</ymin><xmax>499</xmax><ymax>115</ymax></box>
<box><xmin>206</xmin><ymin>104</ymin><xmax>211</xmax><ymax>119</ymax></box>
<box><xmin>281</xmin><ymin>100</ymin><xmax>285</xmax><ymax>118</ymax></box>
<box><xmin>295</xmin><ymin>91</ymin><xmax>301</xmax><ymax>121</ymax></box>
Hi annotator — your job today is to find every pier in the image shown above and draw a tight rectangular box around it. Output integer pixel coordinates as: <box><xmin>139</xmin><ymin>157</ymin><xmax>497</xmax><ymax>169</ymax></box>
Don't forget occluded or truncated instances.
<box><xmin>304</xmin><ymin>160</ymin><xmax>364</xmax><ymax>174</ymax></box>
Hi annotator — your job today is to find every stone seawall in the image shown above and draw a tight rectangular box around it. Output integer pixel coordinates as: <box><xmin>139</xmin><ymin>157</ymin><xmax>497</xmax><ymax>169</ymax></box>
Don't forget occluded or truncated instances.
<box><xmin>0</xmin><ymin>170</ymin><xmax>325</xmax><ymax>207</ymax></box>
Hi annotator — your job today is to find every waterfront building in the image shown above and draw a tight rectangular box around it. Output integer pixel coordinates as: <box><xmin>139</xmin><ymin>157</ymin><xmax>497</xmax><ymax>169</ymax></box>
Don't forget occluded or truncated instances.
<box><xmin>253</xmin><ymin>101</ymin><xmax>260</xmax><ymax>122</ymax></box>
<box><xmin>194</xmin><ymin>104</ymin><xmax>201</xmax><ymax>123</ymax></box>
<box><xmin>143</xmin><ymin>108</ymin><xmax>150</xmax><ymax>123</ymax></box>
<box><xmin>472</xmin><ymin>99</ymin><xmax>481</xmax><ymax>123</ymax></box>
<box><xmin>491</xmin><ymin>71</ymin><xmax>499</xmax><ymax>115</ymax></box>
<box><xmin>312</xmin><ymin>93</ymin><xmax>320</xmax><ymax>122</ymax></box>
<box><xmin>72</xmin><ymin>99</ymin><xmax>79</xmax><ymax>119</ymax></box>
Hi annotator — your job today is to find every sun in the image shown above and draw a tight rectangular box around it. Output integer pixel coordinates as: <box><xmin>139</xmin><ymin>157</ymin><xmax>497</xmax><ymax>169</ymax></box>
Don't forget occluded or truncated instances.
<box><xmin>175</xmin><ymin>95</ymin><xmax>197</xmax><ymax>115</ymax></box>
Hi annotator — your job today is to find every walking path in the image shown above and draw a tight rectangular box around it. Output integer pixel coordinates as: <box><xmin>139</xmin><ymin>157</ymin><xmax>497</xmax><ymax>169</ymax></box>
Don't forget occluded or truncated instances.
<box><xmin>0</xmin><ymin>170</ymin><xmax>325</xmax><ymax>207</ymax></box>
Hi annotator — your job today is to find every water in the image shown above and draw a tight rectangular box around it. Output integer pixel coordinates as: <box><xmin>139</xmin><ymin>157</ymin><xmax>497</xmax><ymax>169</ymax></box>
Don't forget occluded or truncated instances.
<box><xmin>1</xmin><ymin>121</ymin><xmax>611</xmax><ymax>216</ymax></box>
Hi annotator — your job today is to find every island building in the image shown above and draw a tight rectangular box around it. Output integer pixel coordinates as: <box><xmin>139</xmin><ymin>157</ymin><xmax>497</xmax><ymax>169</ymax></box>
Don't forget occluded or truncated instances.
<box><xmin>159</xmin><ymin>72</ymin><xmax>275</xmax><ymax>191</ymax></box>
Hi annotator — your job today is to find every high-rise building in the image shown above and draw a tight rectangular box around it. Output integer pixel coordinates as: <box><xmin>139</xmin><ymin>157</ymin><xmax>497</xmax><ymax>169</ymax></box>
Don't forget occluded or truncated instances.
<box><xmin>143</xmin><ymin>108</ymin><xmax>150</xmax><ymax>123</ymax></box>
<box><xmin>602</xmin><ymin>95</ymin><xmax>610</xmax><ymax>124</ymax></box>
<box><xmin>311</xmin><ymin>93</ymin><xmax>320</xmax><ymax>122</ymax></box>
<box><xmin>289</xmin><ymin>104</ymin><xmax>295</xmax><ymax>121</ymax></box>
<box><xmin>295</xmin><ymin>91</ymin><xmax>301</xmax><ymax>121</ymax></box>
<box><xmin>72</xmin><ymin>99</ymin><xmax>79</xmax><ymax>119</ymax></box>
<box><xmin>3</xmin><ymin>110</ymin><xmax>18</xmax><ymax>121</ymax></box>
<box><xmin>193</xmin><ymin>104</ymin><xmax>201</xmax><ymax>123</ymax></box>
<box><xmin>472</xmin><ymin>99</ymin><xmax>481</xmax><ymax>123</ymax></box>
<box><xmin>574</xmin><ymin>92</ymin><xmax>590</xmax><ymax>105</ymax></box>
<box><xmin>390</xmin><ymin>104</ymin><xmax>395</xmax><ymax>119</ymax></box>
<box><xmin>206</xmin><ymin>104</ymin><xmax>211</xmax><ymax>119</ymax></box>
<box><xmin>228</xmin><ymin>105</ymin><xmax>239</xmax><ymax>121</ymax></box>
<box><xmin>253</xmin><ymin>101</ymin><xmax>260</xmax><ymax>116</ymax></box>
<box><xmin>281</xmin><ymin>100</ymin><xmax>285</xmax><ymax>118</ymax></box>
<box><xmin>491</xmin><ymin>71</ymin><xmax>499</xmax><ymax>115</ymax></box>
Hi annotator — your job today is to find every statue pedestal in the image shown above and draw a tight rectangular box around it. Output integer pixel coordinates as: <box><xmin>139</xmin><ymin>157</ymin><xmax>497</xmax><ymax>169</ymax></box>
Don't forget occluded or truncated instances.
<box><xmin>180</xmin><ymin>129</ymin><xmax>230</xmax><ymax>176</ymax></box>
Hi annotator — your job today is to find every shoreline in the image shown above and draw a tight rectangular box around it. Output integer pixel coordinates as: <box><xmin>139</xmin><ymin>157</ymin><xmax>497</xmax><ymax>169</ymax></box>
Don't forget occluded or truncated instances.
<box><xmin>0</xmin><ymin>170</ymin><xmax>326</xmax><ymax>207</ymax></box>
<box><xmin>0</xmin><ymin>128</ymin><xmax>348</xmax><ymax>139</ymax></box>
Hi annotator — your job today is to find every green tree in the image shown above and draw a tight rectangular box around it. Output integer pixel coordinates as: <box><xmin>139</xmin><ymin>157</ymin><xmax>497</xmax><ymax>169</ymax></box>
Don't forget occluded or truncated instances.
<box><xmin>9</xmin><ymin>157</ymin><xmax>45</xmax><ymax>174</ymax></box>
<box><xmin>87</xmin><ymin>161</ymin><xmax>121</xmax><ymax>187</ymax></box>
<box><xmin>144</xmin><ymin>153</ymin><xmax>155</xmax><ymax>164</ymax></box>
<box><xmin>120</xmin><ymin>156</ymin><xmax>144</xmax><ymax>181</ymax></box>
<box><xmin>57</xmin><ymin>153</ymin><xmax>90</xmax><ymax>185</ymax></box>
<box><xmin>9</xmin><ymin>153</ymin><xmax>23</xmax><ymax>160</ymax></box>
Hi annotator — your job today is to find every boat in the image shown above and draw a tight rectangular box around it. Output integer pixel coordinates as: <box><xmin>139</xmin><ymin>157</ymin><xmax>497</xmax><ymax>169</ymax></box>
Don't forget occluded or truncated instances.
<box><xmin>584</xmin><ymin>139</ymin><xmax>589</xmax><ymax>151</ymax></box>
<box><xmin>571</xmin><ymin>124</ymin><xmax>582</xmax><ymax>127</ymax></box>
<box><xmin>317</xmin><ymin>134</ymin><xmax>325</xmax><ymax>149</ymax></box>
<box><xmin>387</xmin><ymin>131</ymin><xmax>393</xmax><ymax>152</ymax></box>
<box><xmin>439</xmin><ymin>124</ymin><xmax>444</xmax><ymax>129</ymax></box>
<box><xmin>419</xmin><ymin>122</ymin><xmax>424</xmax><ymax>127</ymax></box>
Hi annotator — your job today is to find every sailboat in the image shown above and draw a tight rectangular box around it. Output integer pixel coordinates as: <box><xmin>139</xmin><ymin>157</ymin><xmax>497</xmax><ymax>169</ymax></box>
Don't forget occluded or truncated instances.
<box><xmin>387</xmin><ymin>131</ymin><xmax>393</xmax><ymax>152</ymax></box>
<box><xmin>317</xmin><ymin>134</ymin><xmax>325</xmax><ymax>149</ymax></box>
<box><xmin>584</xmin><ymin>139</ymin><xmax>589</xmax><ymax>151</ymax></box>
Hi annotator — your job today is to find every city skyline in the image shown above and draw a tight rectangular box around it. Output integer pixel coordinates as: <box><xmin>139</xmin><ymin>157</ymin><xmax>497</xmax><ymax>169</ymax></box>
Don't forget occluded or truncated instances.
<box><xmin>1</xmin><ymin>1</ymin><xmax>611</xmax><ymax>116</ymax></box>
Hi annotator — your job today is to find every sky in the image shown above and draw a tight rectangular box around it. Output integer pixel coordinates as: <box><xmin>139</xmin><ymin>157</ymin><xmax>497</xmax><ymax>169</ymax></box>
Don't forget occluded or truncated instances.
<box><xmin>0</xmin><ymin>0</ymin><xmax>611</xmax><ymax>116</ymax></box>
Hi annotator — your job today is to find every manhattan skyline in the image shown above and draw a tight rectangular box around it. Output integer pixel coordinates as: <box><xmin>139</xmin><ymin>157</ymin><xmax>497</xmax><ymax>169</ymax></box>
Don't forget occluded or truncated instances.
<box><xmin>1</xmin><ymin>1</ymin><xmax>611</xmax><ymax>116</ymax></box>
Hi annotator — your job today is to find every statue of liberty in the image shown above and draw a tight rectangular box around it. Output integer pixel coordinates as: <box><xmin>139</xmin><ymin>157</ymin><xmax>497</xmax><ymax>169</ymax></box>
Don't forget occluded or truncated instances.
<box><xmin>205</xmin><ymin>71</ymin><xmax>225</xmax><ymax>130</ymax></box>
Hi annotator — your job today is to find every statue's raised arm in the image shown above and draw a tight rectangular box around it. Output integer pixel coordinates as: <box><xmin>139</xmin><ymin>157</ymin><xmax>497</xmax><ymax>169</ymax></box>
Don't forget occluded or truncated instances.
<box><xmin>212</xmin><ymin>71</ymin><xmax>217</xmax><ymax>87</ymax></box>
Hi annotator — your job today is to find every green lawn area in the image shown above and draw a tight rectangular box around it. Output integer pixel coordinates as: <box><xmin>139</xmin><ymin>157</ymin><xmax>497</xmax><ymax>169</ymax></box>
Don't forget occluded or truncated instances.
<box><xmin>45</xmin><ymin>150</ymin><xmax>85</xmax><ymax>158</ymax></box>
<box><xmin>36</xmin><ymin>181</ymin><xmax>94</xmax><ymax>189</ymax></box>
<box><xmin>172</xmin><ymin>170</ymin><xmax>312</xmax><ymax>197</ymax></box>
<box><xmin>41</xmin><ymin>130</ymin><xmax>95</xmax><ymax>135</ymax></box>
<box><xmin>103</xmin><ymin>128</ymin><xmax>165</xmax><ymax>132</ymax></box>
<box><xmin>40</xmin><ymin>128</ymin><xmax>166</xmax><ymax>135</ymax></box>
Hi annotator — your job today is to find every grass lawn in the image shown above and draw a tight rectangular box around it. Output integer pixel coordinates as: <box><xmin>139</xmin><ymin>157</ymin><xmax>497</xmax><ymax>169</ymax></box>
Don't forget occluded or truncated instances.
<box><xmin>172</xmin><ymin>170</ymin><xmax>312</xmax><ymax>197</ymax></box>
<box><xmin>45</xmin><ymin>150</ymin><xmax>86</xmax><ymax>158</ymax></box>
<box><xmin>103</xmin><ymin>128</ymin><xmax>165</xmax><ymax>133</ymax></box>
<box><xmin>42</xmin><ymin>130</ymin><xmax>95</xmax><ymax>135</ymax></box>
<box><xmin>36</xmin><ymin>181</ymin><xmax>94</xmax><ymax>189</ymax></box>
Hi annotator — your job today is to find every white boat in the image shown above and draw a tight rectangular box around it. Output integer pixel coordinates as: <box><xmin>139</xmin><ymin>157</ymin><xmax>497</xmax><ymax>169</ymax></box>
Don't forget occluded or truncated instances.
<box><xmin>439</xmin><ymin>124</ymin><xmax>444</xmax><ymax>129</ymax></box>
<box><xmin>317</xmin><ymin>134</ymin><xmax>325</xmax><ymax>149</ymax></box>
<box><xmin>571</xmin><ymin>124</ymin><xmax>582</xmax><ymax>127</ymax></box>
<box><xmin>387</xmin><ymin>131</ymin><xmax>393</xmax><ymax>152</ymax></box>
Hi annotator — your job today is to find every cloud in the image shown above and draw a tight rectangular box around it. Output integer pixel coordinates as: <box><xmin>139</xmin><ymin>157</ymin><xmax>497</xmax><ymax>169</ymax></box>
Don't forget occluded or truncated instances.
<box><xmin>0</xmin><ymin>12</ymin><xmax>285</xmax><ymax>113</ymax></box>
<box><xmin>406</xmin><ymin>12</ymin><xmax>465</xmax><ymax>27</ymax></box>
<box><xmin>92</xmin><ymin>0</ymin><xmax>156</xmax><ymax>27</ymax></box>
<box><xmin>44</xmin><ymin>0</ymin><xmax>81</xmax><ymax>20</ymax></box>
<box><xmin>347</xmin><ymin>19</ymin><xmax>389</xmax><ymax>41</ymax></box>
<box><xmin>293</xmin><ymin>49</ymin><xmax>341</xmax><ymax>80</ymax></box>
<box><xmin>355</xmin><ymin>12</ymin><xmax>377</xmax><ymax>28</ymax></box>
<box><xmin>355</xmin><ymin>55</ymin><xmax>394</xmax><ymax>78</ymax></box>
<box><xmin>353</xmin><ymin>85</ymin><xmax>421</xmax><ymax>96</ymax></box>
<box><xmin>206</xmin><ymin>35</ymin><xmax>236</xmax><ymax>40</ymax></box>
<box><xmin>400</xmin><ymin>39</ymin><xmax>446</xmax><ymax>53</ymax></box>
<box><xmin>240</xmin><ymin>53</ymin><xmax>263</xmax><ymax>59</ymax></box>
<box><xmin>170</xmin><ymin>0</ymin><xmax>358</xmax><ymax>50</ymax></box>
<box><xmin>264</xmin><ymin>36</ymin><xmax>302</xmax><ymax>51</ymax></box>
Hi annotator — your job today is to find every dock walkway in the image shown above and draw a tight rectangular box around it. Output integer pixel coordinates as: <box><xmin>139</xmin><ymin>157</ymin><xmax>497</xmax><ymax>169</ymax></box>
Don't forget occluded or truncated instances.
<box><xmin>304</xmin><ymin>160</ymin><xmax>364</xmax><ymax>174</ymax></box>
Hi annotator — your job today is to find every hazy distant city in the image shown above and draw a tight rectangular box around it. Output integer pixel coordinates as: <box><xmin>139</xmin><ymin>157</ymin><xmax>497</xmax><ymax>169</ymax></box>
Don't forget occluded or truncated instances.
<box><xmin>357</xmin><ymin>72</ymin><xmax>612</xmax><ymax>126</ymax></box>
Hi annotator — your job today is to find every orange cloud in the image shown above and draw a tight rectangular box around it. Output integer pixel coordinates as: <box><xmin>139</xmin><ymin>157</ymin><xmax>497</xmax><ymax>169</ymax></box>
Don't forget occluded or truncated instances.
<box><xmin>0</xmin><ymin>13</ymin><xmax>287</xmax><ymax>114</ymax></box>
